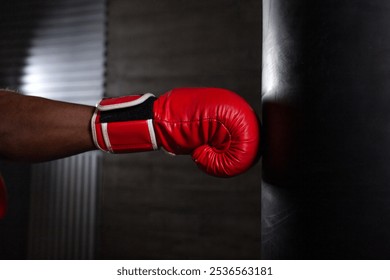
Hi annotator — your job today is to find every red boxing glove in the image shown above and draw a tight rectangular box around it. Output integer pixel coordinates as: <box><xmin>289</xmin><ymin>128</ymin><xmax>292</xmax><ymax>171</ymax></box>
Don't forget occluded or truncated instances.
<box><xmin>0</xmin><ymin>174</ymin><xmax>7</xmax><ymax>219</ymax></box>
<box><xmin>91</xmin><ymin>88</ymin><xmax>260</xmax><ymax>177</ymax></box>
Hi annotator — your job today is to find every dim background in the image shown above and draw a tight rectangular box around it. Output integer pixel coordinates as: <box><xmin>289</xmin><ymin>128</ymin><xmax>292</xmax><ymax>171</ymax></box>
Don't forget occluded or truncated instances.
<box><xmin>0</xmin><ymin>0</ymin><xmax>261</xmax><ymax>259</ymax></box>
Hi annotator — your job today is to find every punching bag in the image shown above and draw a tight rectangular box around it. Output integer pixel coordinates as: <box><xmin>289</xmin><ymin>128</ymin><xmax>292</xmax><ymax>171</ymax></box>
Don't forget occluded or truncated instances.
<box><xmin>261</xmin><ymin>0</ymin><xmax>390</xmax><ymax>259</ymax></box>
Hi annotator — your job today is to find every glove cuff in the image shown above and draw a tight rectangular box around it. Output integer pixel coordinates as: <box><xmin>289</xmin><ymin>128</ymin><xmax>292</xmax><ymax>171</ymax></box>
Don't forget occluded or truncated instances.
<box><xmin>91</xmin><ymin>93</ymin><xmax>158</xmax><ymax>153</ymax></box>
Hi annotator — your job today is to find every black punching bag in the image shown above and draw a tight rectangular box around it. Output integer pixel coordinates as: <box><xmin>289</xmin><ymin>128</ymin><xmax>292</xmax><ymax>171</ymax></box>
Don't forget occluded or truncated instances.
<box><xmin>261</xmin><ymin>0</ymin><xmax>390</xmax><ymax>259</ymax></box>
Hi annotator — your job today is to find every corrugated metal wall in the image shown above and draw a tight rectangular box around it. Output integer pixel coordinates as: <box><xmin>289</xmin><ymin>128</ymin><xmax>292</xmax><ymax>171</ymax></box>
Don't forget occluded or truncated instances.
<box><xmin>28</xmin><ymin>154</ymin><xmax>101</xmax><ymax>259</ymax></box>
<box><xmin>15</xmin><ymin>0</ymin><xmax>106</xmax><ymax>259</ymax></box>
<box><xmin>21</xmin><ymin>0</ymin><xmax>106</xmax><ymax>105</ymax></box>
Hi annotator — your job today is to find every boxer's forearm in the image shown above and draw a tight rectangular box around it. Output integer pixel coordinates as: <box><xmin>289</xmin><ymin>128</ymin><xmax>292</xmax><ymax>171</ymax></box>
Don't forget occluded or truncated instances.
<box><xmin>0</xmin><ymin>90</ymin><xmax>96</xmax><ymax>162</ymax></box>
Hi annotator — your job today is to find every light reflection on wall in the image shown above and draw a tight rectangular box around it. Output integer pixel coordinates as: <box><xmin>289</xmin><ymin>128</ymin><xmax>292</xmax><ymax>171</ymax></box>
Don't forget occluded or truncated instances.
<box><xmin>21</xmin><ymin>0</ymin><xmax>105</xmax><ymax>105</ymax></box>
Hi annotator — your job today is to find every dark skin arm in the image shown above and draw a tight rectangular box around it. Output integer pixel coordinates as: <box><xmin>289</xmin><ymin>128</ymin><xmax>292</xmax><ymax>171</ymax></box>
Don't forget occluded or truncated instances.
<box><xmin>0</xmin><ymin>90</ymin><xmax>97</xmax><ymax>162</ymax></box>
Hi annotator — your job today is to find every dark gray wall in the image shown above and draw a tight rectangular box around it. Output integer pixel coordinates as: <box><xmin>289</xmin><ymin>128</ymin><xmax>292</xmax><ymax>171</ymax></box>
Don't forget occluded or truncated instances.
<box><xmin>98</xmin><ymin>0</ymin><xmax>262</xmax><ymax>259</ymax></box>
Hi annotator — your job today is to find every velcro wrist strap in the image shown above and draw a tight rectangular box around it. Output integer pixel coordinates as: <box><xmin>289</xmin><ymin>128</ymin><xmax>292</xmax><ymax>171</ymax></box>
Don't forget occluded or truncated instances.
<box><xmin>91</xmin><ymin>93</ymin><xmax>158</xmax><ymax>153</ymax></box>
